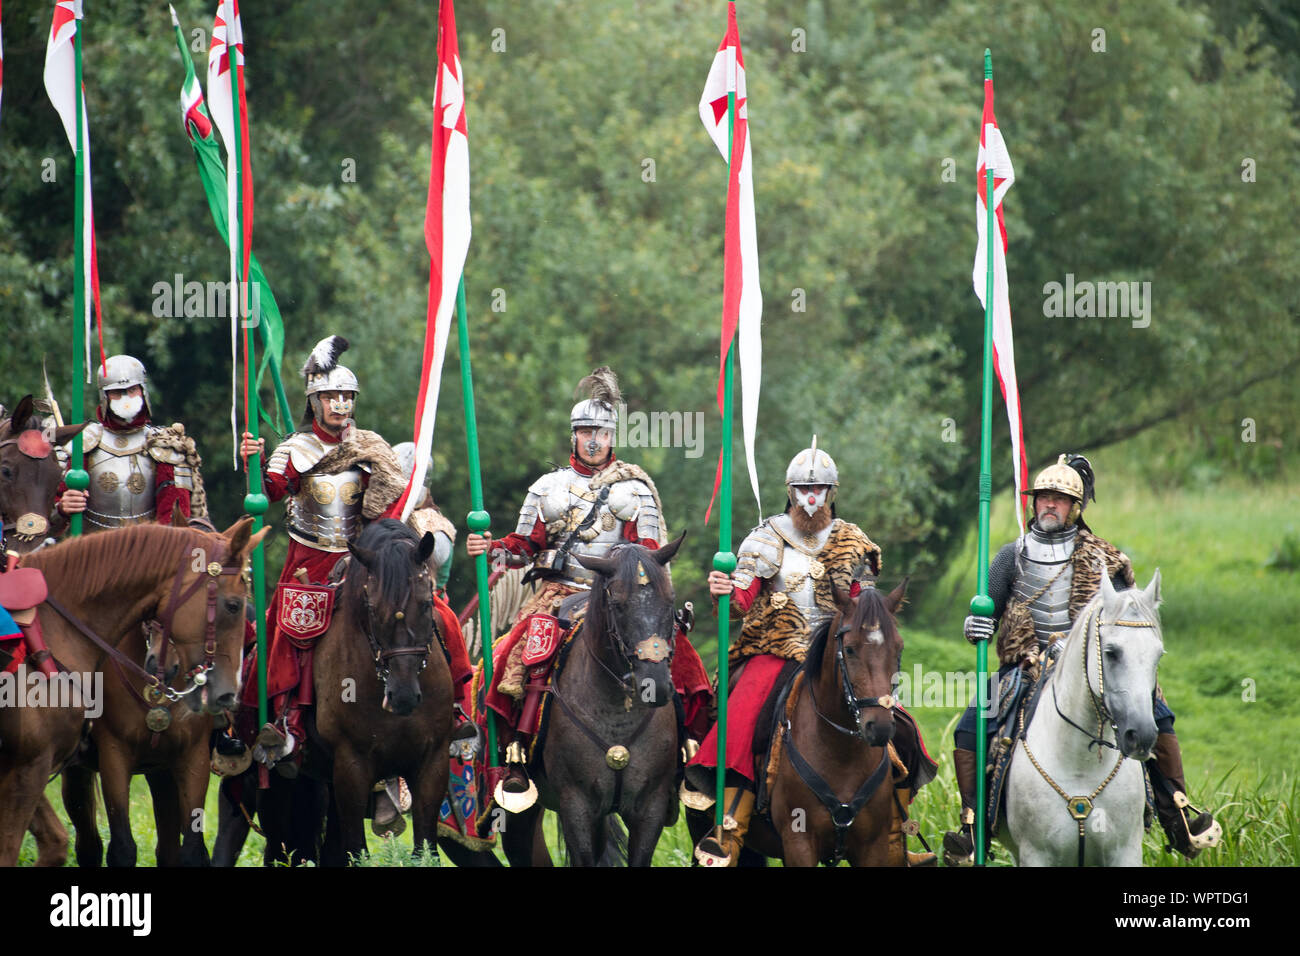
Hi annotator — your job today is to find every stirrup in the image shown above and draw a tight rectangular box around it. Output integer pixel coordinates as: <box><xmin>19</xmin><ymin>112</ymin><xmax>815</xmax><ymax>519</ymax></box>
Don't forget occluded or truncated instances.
<box><xmin>679</xmin><ymin>780</ymin><xmax>715</xmax><ymax>812</ymax></box>
<box><xmin>372</xmin><ymin>790</ymin><xmax>407</xmax><ymax>838</ymax></box>
<box><xmin>1170</xmin><ymin>791</ymin><xmax>1222</xmax><ymax>856</ymax></box>
<box><xmin>693</xmin><ymin>827</ymin><xmax>733</xmax><ymax>868</ymax></box>
<box><xmin>942</xmin><ymin>809</ymin><xmax>976</xmax><ymax>867</ymax></box>
<box><xmin>494</xmin><ymin>743</ymin><xmax>538</xmax><ymax>813</ymax></box>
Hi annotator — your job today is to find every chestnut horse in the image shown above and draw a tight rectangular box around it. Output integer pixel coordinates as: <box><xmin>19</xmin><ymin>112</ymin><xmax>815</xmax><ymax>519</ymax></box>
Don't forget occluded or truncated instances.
<box><xmin>0</xmin><ymin>520</ymin><xmax>264</xmax><ymax>866</ymax></box>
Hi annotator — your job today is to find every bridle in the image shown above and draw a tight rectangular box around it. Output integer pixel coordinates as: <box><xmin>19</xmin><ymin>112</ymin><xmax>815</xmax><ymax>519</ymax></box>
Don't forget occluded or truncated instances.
<box><xmin>806</xmin><ymin>611</ymin><xmax>898</xmax><ymax>739</ymax></box>
<box><xmin>0</xmin><ymin>427</ymin><xmax>59</xmax><ymax>547</ymax></box>
<box><xmin>358</xmin><ymin>557</ymin><xmax>433</xmax><ymax>685</ymax></box>
<box><xmin>1049</xmin><ymin>602</ymin><xmax>1156</xmax><ymax>752</ymax></box>
<box><xmin>149</xmin><ymin>535</ymin><xmax>244</xmax><ymax>699</ymax></box>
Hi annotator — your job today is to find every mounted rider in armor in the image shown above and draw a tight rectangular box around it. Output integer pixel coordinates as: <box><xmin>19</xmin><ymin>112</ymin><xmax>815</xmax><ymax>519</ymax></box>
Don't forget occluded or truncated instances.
<box><xmin>57</xmin><ymin>355</ymin><xmax>208</xmax><ymax>531</ymax></box>
<box><xmin>943</xmin><ymin>454</ymin><xmax>1222</xmax><ymax>864</ymax></box>
<box><xmin>465</xmin><ymin>367</ymin><xmax>711</xmax><ymax>811</ymax></box>
<box><xmin>685</xmin><ymin>439</ymin><xmax>936</xmax><ymax>866</ymax></box>
<box><xmin>239</xmin><ymin>336</ymin><xmax>472</xmax><ymax>779</ymax></box>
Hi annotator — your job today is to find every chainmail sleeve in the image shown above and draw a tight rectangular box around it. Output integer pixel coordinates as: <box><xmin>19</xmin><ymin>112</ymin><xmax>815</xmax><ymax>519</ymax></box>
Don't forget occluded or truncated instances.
<box><xmin>988</xmin><ymin>541</ymin><xmax>1019</xmax><ymax>625</ymax></box>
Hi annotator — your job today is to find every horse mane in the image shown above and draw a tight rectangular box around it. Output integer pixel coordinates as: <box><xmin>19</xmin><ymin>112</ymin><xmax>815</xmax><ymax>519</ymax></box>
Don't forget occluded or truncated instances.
<box><xmin>345</xmin><ymin>519</ymin><xmax>423</xmax><ymax>615</ymax></box>
<box><xmin>804</xmin><ymin>585</ymin><xmax>901</xmax><ymax>676</ymax></box>
<box><xmin>22</xmin><ymin>524</ymin><xmax>207</xmax><ymax>604</ymax></box>
<box><xmin>586</xmin><ymin>543</ymin><xmax>673</xmax><ymax>627</ymax></box>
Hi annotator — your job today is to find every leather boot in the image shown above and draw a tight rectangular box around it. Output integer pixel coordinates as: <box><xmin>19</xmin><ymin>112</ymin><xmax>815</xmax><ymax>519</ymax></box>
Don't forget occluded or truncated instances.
<box><xmin>1150</xmin><ymin>733</ymin><xmax>1221</xmax><ymax>858</ymax></box>
<box><xmin>694</xmin><ymin>787</ymin><xmax>755</xmax><ymax>867</ymax></box>
<box><xmin>942</xmin><ymin>747</ymin><xmax>978</xmax><ymax>866</ymax></box>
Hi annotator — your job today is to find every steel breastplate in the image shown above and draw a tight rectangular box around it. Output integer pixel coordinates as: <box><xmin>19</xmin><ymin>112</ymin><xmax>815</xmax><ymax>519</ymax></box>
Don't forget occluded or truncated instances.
<box><xmin>532</xmin><ymin>468</ymin><xmax>627</xmax><ymax>589</ymax></box>
<box><xmin>85</xmin><ymin>429</ymin><xmax>156</xmax><ymax>530</ymax></box>
<box><xmin>1012</xmin><ymin>526</ymin><xmax>1077</xmax><ymax>644</ymax></box>
<box><xmin>768</xmin><ymin>515</ymin><xmax>836</xmax><ymax>631</ymax></box>
<box><xmin>287</xmin><ymin>466</ymin><xmax>365</xmax><ymax>552</ymax></box>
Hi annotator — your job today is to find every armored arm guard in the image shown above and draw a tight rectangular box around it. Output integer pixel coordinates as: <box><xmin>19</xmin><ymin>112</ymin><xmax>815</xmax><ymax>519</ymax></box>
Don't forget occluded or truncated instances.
<box><xmin>732</xmin><ymin>522</ymin><xmax>782</xmax><ymax>591</ymax></box>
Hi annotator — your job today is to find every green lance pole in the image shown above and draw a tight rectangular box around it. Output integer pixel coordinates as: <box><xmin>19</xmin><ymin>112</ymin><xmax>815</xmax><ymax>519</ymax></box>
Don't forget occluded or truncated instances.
<box><xmin>457</xmin><ymin>279</ymin><xmax>497</xmax><ymax>765</ymax></box>
<box><xmin>712</xmin><ymin>78</ymin><xmax>739</xmax><ymax>826</ymax></box>
<box><xmin>970</xmin><ymin>48</ymin><xmax>998</xmax><ymax>867</ymax></box>
<box><xmin>65</xmin><ymin>7</ymin><xmax>91</xmax><ymax>531</ymax></box>
<box><xmin>229</xmin><ymin>32</ymin><xmax>270</xmax><ymax>727</ymax></box>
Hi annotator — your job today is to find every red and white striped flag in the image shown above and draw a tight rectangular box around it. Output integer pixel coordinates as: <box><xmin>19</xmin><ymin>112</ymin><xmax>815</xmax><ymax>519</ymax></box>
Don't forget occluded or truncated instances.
<box><xmin>207</xmin><ymin>0</ymin><xmax>254</xmax><ymax>461</ymax></box>
<box><xmin>43</xmin><ymin>0</ymin><xmax>106</xmax><ymax>381</ymax></box>
<box><xmin>972</xmin><ymin>74</ymin><xmax>1028</xmax><ymax>533</ymax></box>
<box><xmin>388</xmin><ymin>0</ymin><xmax>471</xmax><ymax>521</ymax></box>
<box><xmin>700</xmin><ymin>1</ymin><xmax>762</xmax><ymax>521</ymax></box>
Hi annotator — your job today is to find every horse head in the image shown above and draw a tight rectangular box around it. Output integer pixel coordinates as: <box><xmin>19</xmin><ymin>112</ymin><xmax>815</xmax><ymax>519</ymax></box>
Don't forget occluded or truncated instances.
<box><xmin>146</xmin><ymin>517</ymin><xmax>269</xmax><ymax>715</ymax></box>
<box><xmin>347</xmin><ymin>519</ymin><xmax>437</xmax><ymax>717</ymax></box>
<box><xmin>0</xmin><ymin>395</ymin><xmax>87</xmax><ymax>554</ymax></box>
<box><xmin>825</xmin><ymin>577</ymin><xmax>908</xmax><ymax>746</ymax></box>
<box><xmin>1094</xmin><ymin>566</ymin><xmax>1163</xmax><ymax>760</ymax></box>
<box><xmin>574</xmin><ymin>531</ymin><xmax>685</xmax><ymax>709</ymax></box>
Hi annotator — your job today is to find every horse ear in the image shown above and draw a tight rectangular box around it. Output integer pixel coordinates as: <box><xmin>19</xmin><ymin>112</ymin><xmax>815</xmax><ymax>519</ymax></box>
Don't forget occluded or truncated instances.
<box><xmin>573</xmin><ymin>552</ymin><xmax>618</xmax><ymax>577</ymax></box>
<box><xmin>170</xmin><ymin>500</ymin><xmax>186</xmax><ymax>527</ymax></box>
<box><xmin>10</xmin><ymin>395</ymin><xmax>35</xmax><ymax>428</ymax></box>
<box><xmin>829</xmin><ymin>577</ymin><xmax>854</xmax><ymax>614</ymax></box>
<box><xmin>415</xmin><ymin>531</ymin><xmax>436</xmax><ymax>565</ymax></box>
<box><xmin>224</xmin><ymin>515</ymin><xmax>256</xmax><ymax>554</ymax></box>
<box><xmin>1098</xmin><ymin>558</ymin><xmax>1120</xmax><ymax>609</ymax></box>
<box><xmin>53</xmin><ymin>422</ymin><xmax>88</xmax><ymax>446</ymax></box>
<box><xmin>651</xmin><ymin>531</ymin><xmax>686</xmax><ymax>565</ymax></box>
<box><xmin>348</xmin><ymin>541</ymin><xmax>376</xmax><ymax>570</ymax></box>
<box><xmin>246</xmin><ymin>526</ymin><xmax>271</xmax><ymax>553</ymax></box>
<box><xmin>885</xmin><ymin>577</ymin><xmax>909</xmax><ymax>615</ymax></box>
<box><xmin>1143</xmin><ymin>568</ymin><xmax>1162</xmax><ymax>609</ymax></box>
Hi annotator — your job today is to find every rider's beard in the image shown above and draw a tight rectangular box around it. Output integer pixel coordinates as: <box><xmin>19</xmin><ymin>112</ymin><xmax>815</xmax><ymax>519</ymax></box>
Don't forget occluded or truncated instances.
<box><xmin>1037</xmin><ymin>512</ymin><xmax>1066</xmax><ymax>533</ymax></box>
<box><xmin>108</xmin><ymin>394</ymin><xmax>144</xmax><ymax>422</ymax></box>
<box><xmin>790</xmin><ymin>502</ymin><xmax>832</xmax><ymax>534</ymax></box>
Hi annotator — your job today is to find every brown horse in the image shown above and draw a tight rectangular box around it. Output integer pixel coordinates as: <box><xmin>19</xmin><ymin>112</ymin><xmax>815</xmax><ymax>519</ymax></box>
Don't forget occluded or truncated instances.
<box><xmin>1</xmin><ymin>396</ymin><xmax>86</xmax><ymax>865</ymax></box>
<box><xmin>312</xmin><ymin>518</ymin><xmax>455</xmax><ymax>864</ymax></box>
<box><xmin>0</xmin><ymin>395</ymin><xmax>85</xmax><ymax>554</ymax></box>
<box><xmin>726</xmin><ymin>580</ymin><xmax>913</xmax><ymax>866</ymax></box>
<box><xmin>0</xmin><ymin>519</ymin><xmax>265</xmax><ymax>867</ymax></box>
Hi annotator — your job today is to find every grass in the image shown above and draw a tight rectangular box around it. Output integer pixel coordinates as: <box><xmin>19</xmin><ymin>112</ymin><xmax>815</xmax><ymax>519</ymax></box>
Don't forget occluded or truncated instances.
<box><xmin>18</xmin><ymin>431</ymin><xmax>1298</xmax><ymax>866</ymax></box>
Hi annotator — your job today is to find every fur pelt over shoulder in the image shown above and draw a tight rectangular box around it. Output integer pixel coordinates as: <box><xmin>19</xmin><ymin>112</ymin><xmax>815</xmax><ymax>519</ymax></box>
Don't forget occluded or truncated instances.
<box><xmin>304</xmin><ymin>428</ymin><xmax>404</xmax><ymax>519</ymax></box>
<box><xmin>147</xmin><ymin>423</ymin><xmax>209</xmax><ymax>520</ymax></box>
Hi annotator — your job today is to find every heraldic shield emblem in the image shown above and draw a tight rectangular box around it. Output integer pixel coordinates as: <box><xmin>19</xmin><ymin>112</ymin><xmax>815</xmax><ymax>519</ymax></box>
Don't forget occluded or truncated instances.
<box><xmin>521</xmin><ymin>613</ymin><xmax>562</xmax><ymax>666</ymax></box>
<box><xmin>277</xmin><ymin>583</ymin><xmax>335</xmax><ymax>642</ymax></box>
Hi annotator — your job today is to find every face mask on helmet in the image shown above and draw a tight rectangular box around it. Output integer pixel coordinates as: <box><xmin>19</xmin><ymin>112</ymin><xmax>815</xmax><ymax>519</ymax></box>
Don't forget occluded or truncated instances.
<box><xmin>790</xmin><ymin>484</ymin><xmax>830</xmax><ymax>517</ymax></box>
<box><xmin>326</xmin><ymin>394</ymin><xmax>355</xmax><ymax>416</ymax></box>
<box><xmin>108</xmin><ymin>394</ymin><xmax>145</xmax><ymax>422</ymax></box>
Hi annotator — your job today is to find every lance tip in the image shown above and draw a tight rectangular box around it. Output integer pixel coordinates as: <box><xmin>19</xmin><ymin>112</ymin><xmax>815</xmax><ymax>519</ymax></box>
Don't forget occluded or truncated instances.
<box><xmin>984</xmin><ymin>49</ymin><xmax>992</xmax><ymax>78</ymax></box>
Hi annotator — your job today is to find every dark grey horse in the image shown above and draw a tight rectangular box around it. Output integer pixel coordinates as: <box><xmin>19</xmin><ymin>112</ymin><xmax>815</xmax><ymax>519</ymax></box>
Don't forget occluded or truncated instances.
<box><xmin>501</xmin><ymin>535</ymin><xmax>685</xmax><ymax>867</ymax></box>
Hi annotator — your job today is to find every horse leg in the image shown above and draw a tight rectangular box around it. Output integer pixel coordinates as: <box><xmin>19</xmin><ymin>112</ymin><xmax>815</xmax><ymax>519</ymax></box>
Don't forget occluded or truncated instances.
<box><xmin>500</xmin><ymin>802</ymin><xmax>544</xmax><ymax>867</ymax></box>
<box><xmin>61</xmin><ymin>764</ymin><xmax>103</xmax><ymax>866</ymax></box>
<box><xmin>30</xmin><ymin>794</ymin><xmax>69</xmax><ymax>867</ymax></box>
<box><xmin>212</xmin><ymin>775</ymin><xmax>250</xmax><ymax>867</ymax></box>
<box><xmin>331</xmin><ymin>749</ymin><xmax>372</xmax><ymax>865</ymax></box>
<box><xmin>174</xmin><ymin>745</ymin><xmax>214</xmax><ymax>866</ymax></box>
<box><xmin>623</xmin><ymin>790</ymin><xmax>672</xmax><ymax>867</ymax></box>
<box><xmin>555</xmin><ymin>798</ymin><xmax>602</xmax><ymax>867</ymax></box>
<box><xmin>0</xmin><ymin>759</ymin><xmax>53</xmax><ymax>866</ymax></box>
<box><xmin>98</xmin><ymin>744</ymin><xmax>138</xmax><ymax>867</ymax></box>
<box><xmin>409</xmin><ymin>756</ymin><xmax>449</xmax><ymax>860</ymax></box>
<box><xmin>145</xmin><ymin>771</ymin><xmax>182</xmax><ymax>866</ymax></box>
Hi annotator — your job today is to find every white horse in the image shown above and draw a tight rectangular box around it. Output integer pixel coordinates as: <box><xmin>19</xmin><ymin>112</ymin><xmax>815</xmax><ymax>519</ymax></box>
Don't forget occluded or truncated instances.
<box><xmin>1002</xmin><ymin>567</ymin><xmax>1163</xmax><ymax>866</ymax></box>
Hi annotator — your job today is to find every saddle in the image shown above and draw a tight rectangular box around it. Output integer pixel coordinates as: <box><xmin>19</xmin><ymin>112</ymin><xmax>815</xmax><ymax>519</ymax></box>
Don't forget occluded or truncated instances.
<box><xmin>0</xmin><ymin>563</ymin><xmax>57</xmax><ymax>676</ymax></box>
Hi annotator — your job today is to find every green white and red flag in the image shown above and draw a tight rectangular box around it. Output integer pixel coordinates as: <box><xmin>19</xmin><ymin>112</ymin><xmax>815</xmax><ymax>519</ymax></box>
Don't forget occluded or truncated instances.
<box><xmin>43</xmin><ymin>0</ymin><xmax>107</xmax><ymax>381</ymax></box>
<box><xmin>700</xmin><ymin>1</ymin><xmax>762</xmax><ymax>522</ymax></box>
<box><xmin>207</xmin><ymin>0</ymin><xmax>254</xmax><ymax>459</ymax></box>
<box><xmin>972</xmin><ymin>75</ymin><xmax>1028</xmax><ymax>532</ymax></box>
<box><xmin>386</xmin><ymin>0</ymin><xmax>471</xmax><ymax>522</ymax></box>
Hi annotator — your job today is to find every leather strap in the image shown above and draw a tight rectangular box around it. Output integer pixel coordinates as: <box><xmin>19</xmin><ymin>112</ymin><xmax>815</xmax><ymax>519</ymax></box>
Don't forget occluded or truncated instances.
<box><xmin>783</xmin><ymin>727</ymin><xmax>891</xmax><ymax>864</ymax></box>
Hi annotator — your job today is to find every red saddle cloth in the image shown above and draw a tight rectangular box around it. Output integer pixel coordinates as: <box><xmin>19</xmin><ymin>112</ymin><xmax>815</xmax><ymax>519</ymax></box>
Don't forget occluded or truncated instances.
<box><xmin>0</xmin><ymin>567</ymin><xmax>48</xmax><ymax>611</ymax></box>
<box><xmin>0</xmin><ymin>567</ymin><xmax>56</xmax><ymax>677</ymax></box>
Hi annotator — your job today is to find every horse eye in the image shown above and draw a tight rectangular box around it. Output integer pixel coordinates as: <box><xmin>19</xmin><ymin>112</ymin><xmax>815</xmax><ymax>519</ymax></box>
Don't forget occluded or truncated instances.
<box><xmin>844</xmin><ymin>646</ymin><xmax>856</xmax><ymax>657</ymax></box>
<box><xmin>1104</xmin><ymin>646</ymin><xmax>1120</xmax><ymax>659</ymax></box>
<box><xmin>224</xmin><ymin>597</ymin><xmax>243</xmax><ymax>614</ymax></box>
<box><xmin>0</xmin><ymin>465</ymin><xmax>12</xmax><ymax>480</ymax></box>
